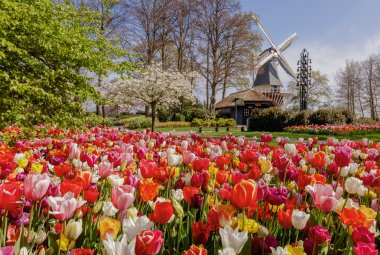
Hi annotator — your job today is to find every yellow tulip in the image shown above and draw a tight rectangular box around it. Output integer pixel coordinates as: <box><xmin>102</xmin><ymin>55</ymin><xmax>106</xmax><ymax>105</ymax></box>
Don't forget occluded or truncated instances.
<box><xmin>287</xmin><ymin>245</ymin><xmax>306</xmax><ymax>255</ymax></box>
<box><xmin>18</xmin><ymin>158</ymin><xmax>28</xmax><ymax>168</ymax></box>
<box><xmin>99</xmin><ymin>218</ymin><xmax>121</xmax><ymax>240</ymax></box>
<box><xmin>30</xmin><ymin>163</ymin><xmax>43</xmax><ymax>173</ymax></box>
<box><xmin>57</xmin><ymin>234</ymin><xmax>75</xmax><ymax>252</ymax></box>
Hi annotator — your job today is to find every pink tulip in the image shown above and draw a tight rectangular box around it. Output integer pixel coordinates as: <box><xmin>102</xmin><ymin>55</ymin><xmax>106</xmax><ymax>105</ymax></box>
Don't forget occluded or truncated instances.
<box><xmin>334</xmin><ymin>145</ymin><xmax>352</xmax><ymax>167</ymax></box>
<box><xmin>182</xmin><ymin>151</ymin><xmax>196</xmax><ymax>165</ymax></box>
<box><xmin>47</xmin><ymin>192</ymin><xmax>86</xmax><ymax>221</ymax></box>
<box><xmin>305</xmin><ymin>184</ymin><xmax>342</xmax><ymax>212</ymax></box>
<box><xmin>0</xmin><ymin>246</ymin><xmax>14</xmax><ymax>255</ymax></box>
<box><xmin>111</xmin><ymin>185</ymin><xmax>135</xmax><ymax>212</ymax></box>
<box><xmin>98</xmin><ymin>162</ymin><xmax>114</xmax><ymax>178</ymax></box>
<box><xmin>24</xmin><ymin>173</ymin><xmax>51</xmax><ymax>201</ymax></box>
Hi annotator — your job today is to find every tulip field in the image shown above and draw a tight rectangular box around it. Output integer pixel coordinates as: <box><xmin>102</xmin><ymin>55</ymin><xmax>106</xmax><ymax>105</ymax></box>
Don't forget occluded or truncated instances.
<box><xmin>0</xmin><ymin>126</ymin><xmax>379</xmax><ymax>255</ymax></box>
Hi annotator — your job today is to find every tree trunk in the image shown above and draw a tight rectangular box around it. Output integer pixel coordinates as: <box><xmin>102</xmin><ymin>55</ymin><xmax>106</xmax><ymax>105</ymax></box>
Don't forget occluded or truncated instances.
<box><xmin>206</xmin><ymin>40</ymin><xmax>210</xmax><ymax>109</ymax></box>
<box><xmin>151</xmin><ymin>102</ymin><xmax>156</xmax><ymax>132</ymax></box>
<box><xmin>210</xmin><ymin>84</ymin><xmax>216</xmax><ymax>116</ymax></box>
<box><xmin>145</xmin><ymin>106</ymin><xmax>149</xmax><ymax>117</ymax></box>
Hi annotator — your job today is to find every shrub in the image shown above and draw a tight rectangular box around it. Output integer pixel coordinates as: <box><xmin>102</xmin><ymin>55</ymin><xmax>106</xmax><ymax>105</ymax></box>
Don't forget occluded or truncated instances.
<box><xmin>355</xmin><ymin>118</ymin><xmax>379</xmax><ymax>125</ymax></box>
<box><xmin>172</xmin><ymin>113</ymin><xmax>186</xmax><ymax>122</ymax></box>
<box><xmin>156</xmin><ymin>121</ymin><xmax>191</xmax><ymax>128</ymax></box>
<box><xmin>123</xmin><ymin>116</ymin><xmax>152</xmax><ymax>129</ymax></box>
<box><xmin>288</xmin><ymin>110</ymin><xmax>311</xmax><ymax>126</ymax></box>
<box><xmin>191</xmin><ymin>118</ymin><xmax>235</xmax><ymax>127</ymax></box>
<box><xmin>250</xmin><ymin>107</ymin><xmax>293</xmax><ymax>132</ymax></box>
<box><xmin>309</xmin><ymin>109</ymin><xmax>346</xmax><ymax>125</ymax></box>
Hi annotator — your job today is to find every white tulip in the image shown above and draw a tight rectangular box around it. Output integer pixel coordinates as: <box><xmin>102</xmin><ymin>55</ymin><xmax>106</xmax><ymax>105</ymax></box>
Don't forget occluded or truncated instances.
<box><xmin>270</xmin><ymin>246</ymin><xmax>288</xmax><ymax>255</ymax></box>
<box><xmin>284</xmin><ymin>144</ymin><xmax>296</xmax><ymax>156</ymax></box>
<box><xmin>107</xmin><ymin>174</ymin><xmax>124</xmax><ymax>187</ymax></box>
<box><xmin>357</xmin><ymin>185</ymin><xmax>368</xmax><ymax>197</ymax></box>
<box><xmin>172</xmin><ymin>189</ymin><xmax>184</xmax><ymax>201</ymax></box>
<box><xmin>218</xmin><ymin>247</ymin><xmax>236</xmax><ymax>255</ymax></box>
<box><xmin>103</xmin><ymin>234</ymin><xmax>135</xmax><ymax>255</ymax></box>
<box><xmin>103</xmin><ymin>202</ymin><xmax>118</xmax><ymax>217</ymax></box>
<box><xmin>344</xmin><ymin>177</ymin><xmax>363</xmax><ymax>194</ymax></box>
<box><xmin>291</xmin><ymin>210</ymin><xmax>310</xmax><ymax>230</ymax></box>
<box><xmin>219</xmin><ymin>225</ymin><xmax>248</xmax><ymax>254</ymax></box>
<box><xmin>64</xmin><ymin>219</ymin><xmax>83</xmax><ymax>241</ymax></box>
<box><xmin>168</xmin><ymin>154</ymin><xmax>182</xmax><ymax>166</ymax></box>
<box><xmin>348</xmin><ymin>163</ymin><xmax>359</xmax><ymax>175</ymax></box>
<box><xmin>123</xmin><ymin>216</ymin><xmax>154</xmax><ymax>242</ymax></box>
<box><xmin>340</xmin><ymin>166</ymin><xmax>350</xmax><ymax>177</ymax></box>
<box><xmin>181</xmin><ymin>140</ymin><xmax>188</xmax><ymax>151</ymax></box>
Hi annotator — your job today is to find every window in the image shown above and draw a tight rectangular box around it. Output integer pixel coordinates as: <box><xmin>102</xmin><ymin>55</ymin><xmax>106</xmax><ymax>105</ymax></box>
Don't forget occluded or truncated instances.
<box><xmin>244</xmin><ymin>109</ymin><xmax>250</xmax><ymax>116</ymax></box>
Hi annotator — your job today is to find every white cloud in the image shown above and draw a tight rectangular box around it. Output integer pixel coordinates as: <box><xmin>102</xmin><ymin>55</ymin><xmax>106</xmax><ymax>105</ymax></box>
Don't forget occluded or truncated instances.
<box><xmin>280</xmin><ymin>32</ymin><xmax>380</xmax><ymax>88</ymax></box>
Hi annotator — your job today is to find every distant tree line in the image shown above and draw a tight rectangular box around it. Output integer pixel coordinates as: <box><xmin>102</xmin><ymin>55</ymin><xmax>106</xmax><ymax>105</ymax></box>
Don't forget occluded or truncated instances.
<box><xmin>335</xmin><ymin>55</ymin><xmax>380</xmax><ymax>120</ymax></box>
<box><xmin>68</xmin><ymin>0</ymin><xmax>261</xmax><ymax>115</ymax></box>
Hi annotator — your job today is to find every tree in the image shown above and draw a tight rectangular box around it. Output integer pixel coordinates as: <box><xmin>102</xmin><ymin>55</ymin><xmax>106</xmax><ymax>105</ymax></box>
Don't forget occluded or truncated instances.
<box><xmin>335</xmin><ymin>59</ymin><xmax>361</xmax><ymax>116</ymax></box>
<box><xmin>195</xmin><ymin>0</ymin><xmax>260</xmax><ymax>114</ymax></box>
<box><xmin>288</xmin><ymin>70</ymin><xmax>332</xmax><ymax>110</ymax></box>
<box><xmin>361</xmin><ymin>54</ymin><xmax>379</xmax><ymax>120</ymax></box>
<box><xmin>107</xmin><ymin>65</ymin><xmax>194</xmax><ymax>131</ymax></box>
<box><xmin>0</xmin><ymin>0</ymin><xmax>130</xmax><ymax>127</ymax></box>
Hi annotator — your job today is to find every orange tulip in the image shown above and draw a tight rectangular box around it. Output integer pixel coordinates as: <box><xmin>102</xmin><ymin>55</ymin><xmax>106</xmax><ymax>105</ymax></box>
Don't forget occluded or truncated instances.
<box><xmin>216</xmin><ymin>204</ymin><xmax>236</xmax><ymax>227</ymax></box>
<box><xmin>138</xmin><ymin>179</ymin><xmax>161</xmax><ymax>202</ymax></box>
<box><xmin>99</xmin><ymin>218</ymin><xmax>121</xmax><ymax>240</ymax></box>
<box><xmin>183</xmin><ymin>245</ymin><xmax>208</xmax><ymax>255</ymax></box>
<box><xmin>278</xmin><ymin>209</ymin><xmax>293</xmax><ymax>228</ymax></box>
<box><xmin>215</xmin><ymin>171</ymin><xmax>229</xmax><ymax>185</ymax></box>
<box><xmin>311</xmin><ymin>152</ymin><xmax>326</xmax><ymax>169</ymax></box>
<box><xmin>339</xmin><ymin>208</ymin><xmax>367</xmax><ymax>227</ymax></box>
<box><xmin>231</xmin><ymin>179</ymin><xmax>258</xmax><ymax>210</ymax></box>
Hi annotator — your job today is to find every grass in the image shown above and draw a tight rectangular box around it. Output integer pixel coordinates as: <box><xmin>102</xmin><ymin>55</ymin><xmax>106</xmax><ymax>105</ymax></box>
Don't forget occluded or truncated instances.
<box><xmin>152</xmin><ymin>127</ymin><xmax>380</xmax><ymax>141</ymax></box>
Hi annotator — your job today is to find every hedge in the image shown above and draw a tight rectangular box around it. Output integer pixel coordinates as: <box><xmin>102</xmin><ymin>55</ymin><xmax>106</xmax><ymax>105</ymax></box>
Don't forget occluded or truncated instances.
<box><xmin>191</xmin><ymin>118</ymin><xmax>236</xmax><ymax>127</ymax></box>
<box><xmin>249</xmin><ymin>108</ymin><xmax>355</xmax><ymax>132</ymax></box>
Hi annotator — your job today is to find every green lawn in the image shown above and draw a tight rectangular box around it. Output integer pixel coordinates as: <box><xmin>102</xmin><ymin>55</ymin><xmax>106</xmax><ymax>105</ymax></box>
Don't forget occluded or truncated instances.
<box><xmin>153</xmin><ymin>127</ymin><xmax>380</xmax><ymax>141</ymax></box>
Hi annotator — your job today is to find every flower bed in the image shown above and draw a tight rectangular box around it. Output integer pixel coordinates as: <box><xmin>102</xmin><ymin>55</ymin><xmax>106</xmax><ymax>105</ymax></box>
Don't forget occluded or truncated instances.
<box><xmin>285</xmin><ymin>124</ymin><xmax>380</xmax><ymax>135</ymax></box>
<box><xmin>0</xmin><ymin>126</ymin><xmax>379</xmax><ymax>255</ymax></box>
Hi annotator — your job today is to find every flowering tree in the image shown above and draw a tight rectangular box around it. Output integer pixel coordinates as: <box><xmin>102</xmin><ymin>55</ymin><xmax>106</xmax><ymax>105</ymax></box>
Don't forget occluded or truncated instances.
<box><xmin>109</xmin><ymin>65</ymin><xmax>194</xmax><ymax>131</ymax></box>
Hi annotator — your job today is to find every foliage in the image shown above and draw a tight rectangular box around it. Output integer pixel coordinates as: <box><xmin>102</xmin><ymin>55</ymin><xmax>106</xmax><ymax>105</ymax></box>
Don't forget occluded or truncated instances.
<box><xmin>156</xmin><ymin>121</ymin><xmax>191</xmax><ymax>128</ymax></box>
<box><xmin>309</xmin><ymin>109</ymin><xmax>347</xmax><ymax>125</ymax></box>
<box><xmin>250</xmin><ymin>108</ymin><xmax>294</xmax><ymax>132</ymax></box>
<box><xmin>355</xmin><ymin>117</ymin><xmax>379</xmax><ymax>125</ymax></box>
<box><xmin>287</xmin><ymin>110</ymin><xmax>311</xmax><ymax>127</ymax></box>
<box><xmin>0</xmin><ymin>0</ymin><xmax>131</xmax><ymax>128</ymax></box>
<box><xmin>121</xmin><ymin>116</ymin><xmax>152</xmax><ymax>130</ymax></box>
<box><xmin>157</xmin><ymin>99</ymin><xmax>210</xmax><ymax>122</ymax></box>
<box><xmin>191</xmin><ymin>118</ymin><xmax>236</xmax><ymax>127</ymax></box>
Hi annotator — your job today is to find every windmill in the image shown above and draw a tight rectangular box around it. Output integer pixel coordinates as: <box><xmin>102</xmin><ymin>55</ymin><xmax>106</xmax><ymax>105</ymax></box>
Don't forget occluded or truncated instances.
<box><xmin>252</xmin><ymin>15</ymin><xmax>297</xmax><ymax>107</ymax></box>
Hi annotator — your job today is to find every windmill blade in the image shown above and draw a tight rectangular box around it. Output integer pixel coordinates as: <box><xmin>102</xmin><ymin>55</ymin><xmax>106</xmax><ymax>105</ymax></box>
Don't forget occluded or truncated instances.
<box><xmin>277</xmin><ymin>53</ymin><xmax>297</xmax><ymax>79</ymax></box>
<box><xmin>253</xmin><ymin>15</ymin><xmax>278</xmax><ymax>50</ymax></box>
<box><xmin>278</xmin><ymin>33</ymin><xmax>298</xmax><ymax>52</ymax></box>
<box><xmin>255</xmin><ymin>50</ymin><xmax>276</xmax><ymax>70</ymax></box>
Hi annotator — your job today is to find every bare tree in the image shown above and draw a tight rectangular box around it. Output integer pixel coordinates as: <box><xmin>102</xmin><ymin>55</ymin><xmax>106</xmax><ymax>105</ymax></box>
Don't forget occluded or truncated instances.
<box><xmin>195</xmin><ymin>0</ymin><xmax>259</xmax><ymax>114</ymax></box>
<box><xmin>335</xmin><ymin>59</ymin><xmax>361</xmax><ymax>116</ymax></box>
<box><xmin>288</xmin><ymin>70</ymin><xmax>332</xmax><ymax>110</ymax></box>
<box><xmin>361</xmin><ymin>55</ymin><xmax>379</xmax><ymax>120</ymax></box>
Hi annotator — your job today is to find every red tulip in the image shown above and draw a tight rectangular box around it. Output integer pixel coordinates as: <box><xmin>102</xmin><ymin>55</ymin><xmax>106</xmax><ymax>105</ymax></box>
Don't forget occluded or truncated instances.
<box><xmin>231</xmin><ymin>179</ymin><xmax>258</xmax><ymax>210</ymax></box>
<box><xmin>334</xmin><ymin>145</ymin><xmax>352</xmax><ymax>167</ymax></box>
<box><xmin>0</xmin><ymin>182</ymin><xmax>23</xmax><ymax>214</ymax></box>
<box><xmin>278</xmin><ymin>209</ymin><xmax>293</xmax><ymax>229</ymax></box>
<box><xmin>183</xmin><ymin>186</ymin><xmax>200</xmax><ymax>203</ymax></box>
<box><xmin>192</xmin><ymin>221</ymin><xmax>210</xmax><ymax>245</ymax></box>
<box><xmin>192</xmin><ymin>158</ymin><xmax>210</xmax><ymax>172</ymax></box>
<box><xmin>139</xmin><ymin>159</ymin><xmax>158</xmax><ymax>179</ymax></box>
<box><xmin>83</xmin><ymin>188</ymin><xmax>99</xmax><ymax>204</ymax></box>
<box><xmin>308</xmin><ymin>225</ymin><xmax>331</xmax><ymax>244</ymax></box>
<box><xmin>151</xmin><ymin>201</ymin><xmax>174</xmax><ymax>224</ymax></box>
<box><xmin>60</xmin><ymin>179</ymin><xmax>83</xmax><ymax>198</ymax></box>
<box><xmin>135</xmin><ymin>230</ymin><xmax>163</xmax><ymax>255</ymax></box>
<box><xmin>183</xmin><ymin>245</ymin><xmax>208</xmax><ymax>255</ymax></box>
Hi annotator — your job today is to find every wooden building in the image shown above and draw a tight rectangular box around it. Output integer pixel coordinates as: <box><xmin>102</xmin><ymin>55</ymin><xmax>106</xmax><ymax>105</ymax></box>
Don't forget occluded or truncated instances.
<box><xmin>215</xmin><ymin>89</ymin><xmax>275</xmax><ymax>125</ymax></box>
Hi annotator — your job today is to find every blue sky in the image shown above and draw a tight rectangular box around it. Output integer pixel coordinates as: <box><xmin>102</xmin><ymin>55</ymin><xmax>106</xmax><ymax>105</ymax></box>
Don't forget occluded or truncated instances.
<box><xmin>241</xmin><ymin>0</ymin><xmax>380</xmax><ymax>87</ymax></box>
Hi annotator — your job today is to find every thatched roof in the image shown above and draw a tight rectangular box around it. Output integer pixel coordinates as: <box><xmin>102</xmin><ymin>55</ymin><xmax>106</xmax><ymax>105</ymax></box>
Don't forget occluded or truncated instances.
<box><xmin>215</xmin><ymin>89</ymin><xmax>275</xmax><ymax>109</ymax></box>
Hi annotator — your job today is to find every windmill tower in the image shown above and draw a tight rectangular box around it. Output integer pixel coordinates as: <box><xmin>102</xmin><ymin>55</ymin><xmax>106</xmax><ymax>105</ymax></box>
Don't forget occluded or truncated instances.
<box><xmin>252</xmin><ymin>15</ymin><xmax>297</xmax><ymax>107</ymax></box>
